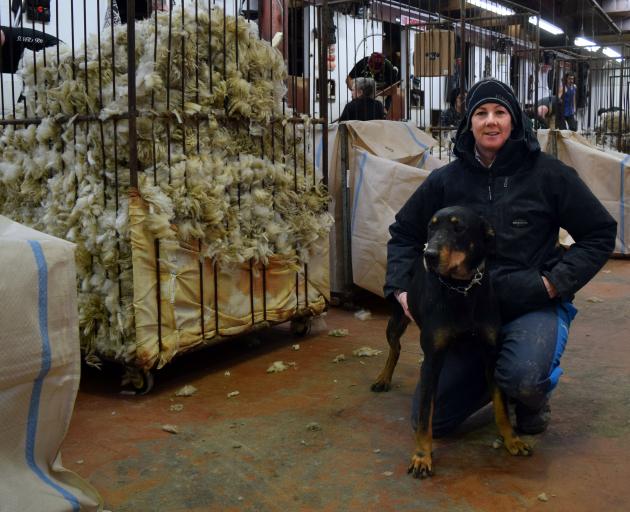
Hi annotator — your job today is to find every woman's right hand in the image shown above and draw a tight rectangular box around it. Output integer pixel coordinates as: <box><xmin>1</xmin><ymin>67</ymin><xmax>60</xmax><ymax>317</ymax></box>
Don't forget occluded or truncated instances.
<box><xmin>395</xmin><ymin>291</ymin><xmax>414</xmax><ymax>321</ymax></box>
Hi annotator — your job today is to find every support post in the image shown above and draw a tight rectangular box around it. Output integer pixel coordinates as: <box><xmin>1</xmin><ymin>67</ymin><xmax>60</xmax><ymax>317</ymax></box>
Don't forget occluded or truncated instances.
<box><xmin>339</xmin><ymin>123</ymin><xmax>354</xmax><ymax>306</ymax></box>
<box><xmin>127</xmin><ymin>0</ymin><xmax>138</xmax><ymax>189</ymax></box>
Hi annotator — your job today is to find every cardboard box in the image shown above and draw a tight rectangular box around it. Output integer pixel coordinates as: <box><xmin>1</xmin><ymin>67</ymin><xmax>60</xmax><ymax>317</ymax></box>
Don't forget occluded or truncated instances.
<box><xmin>414</xmin><ymin>30</ymin><xmax>455</xmax><ymax>77</ymax></box>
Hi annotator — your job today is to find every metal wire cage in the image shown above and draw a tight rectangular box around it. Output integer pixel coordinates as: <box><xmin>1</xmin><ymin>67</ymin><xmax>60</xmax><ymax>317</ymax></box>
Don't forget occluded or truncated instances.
<box><xmin>0</xmin><ymin>0</ymin><xmax>335</xmax><ymax>382</ymax></box>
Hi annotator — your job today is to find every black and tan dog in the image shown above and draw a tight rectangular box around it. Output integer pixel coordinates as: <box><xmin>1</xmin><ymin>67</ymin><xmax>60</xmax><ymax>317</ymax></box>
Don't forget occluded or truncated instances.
<box><xmin>372</xmin><ymin>205</ymin><xmax>531</xmax><ymax>478</ymax></box>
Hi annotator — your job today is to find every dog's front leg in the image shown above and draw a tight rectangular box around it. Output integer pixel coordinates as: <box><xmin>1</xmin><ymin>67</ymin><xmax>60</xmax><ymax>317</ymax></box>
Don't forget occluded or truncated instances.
<box><xmin>491</xmin><ymin>384</ymin><xmax>532</xmax><ymax>456</ymax></box>
<box><xmin>408</xmin><ymin>349</ymin><xmax>445</xmax><ymax>479</ymax></box>
<box><xmin>481</xmin><ymin>347</ymin><xmax>532</xmax><ymax>456</ymax></box>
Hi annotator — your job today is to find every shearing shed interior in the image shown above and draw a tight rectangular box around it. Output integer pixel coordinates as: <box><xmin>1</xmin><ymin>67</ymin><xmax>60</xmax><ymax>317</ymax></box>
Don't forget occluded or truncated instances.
<box><xmin>0</xmin><ymin>1</ymin><xmax>629</xmax><ymax>511</ymax></box>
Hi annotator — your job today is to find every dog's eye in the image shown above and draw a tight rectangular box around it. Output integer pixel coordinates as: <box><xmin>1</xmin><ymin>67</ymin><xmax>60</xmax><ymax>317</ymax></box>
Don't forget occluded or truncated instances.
<box><xmin>453</xmin><ymin>223</ymin><xmax>465</xmax><ymax>233</ymax></box>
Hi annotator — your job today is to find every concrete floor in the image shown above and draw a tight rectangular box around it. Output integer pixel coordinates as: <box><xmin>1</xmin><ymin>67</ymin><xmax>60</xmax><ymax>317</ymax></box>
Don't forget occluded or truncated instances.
<box><xmin>62</xmin><ymin>259</ymin><xmax>630</xmax><ymax>512</ymax></box>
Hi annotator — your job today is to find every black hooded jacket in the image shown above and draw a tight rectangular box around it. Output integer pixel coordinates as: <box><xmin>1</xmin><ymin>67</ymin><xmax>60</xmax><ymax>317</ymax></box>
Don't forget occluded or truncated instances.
<box><xmin>384</xmin><ymin>110</ymin><xmax>617</xmax><ymax>322</ymax></box>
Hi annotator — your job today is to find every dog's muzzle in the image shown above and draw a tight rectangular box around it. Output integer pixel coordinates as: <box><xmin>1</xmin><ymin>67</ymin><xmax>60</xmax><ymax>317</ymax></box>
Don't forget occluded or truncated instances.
<box><xmin>423</xmin><ymin>243</ymin><xmax>439</xmax><ymax>271</ymax></box>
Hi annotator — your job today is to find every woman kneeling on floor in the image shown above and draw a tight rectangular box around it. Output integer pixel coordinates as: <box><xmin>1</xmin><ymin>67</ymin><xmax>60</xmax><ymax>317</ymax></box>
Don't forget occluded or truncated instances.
<box><xmin>385</xmin><ymin>78</ymin><xmax>616</xmax><ymax>436</ymax></box>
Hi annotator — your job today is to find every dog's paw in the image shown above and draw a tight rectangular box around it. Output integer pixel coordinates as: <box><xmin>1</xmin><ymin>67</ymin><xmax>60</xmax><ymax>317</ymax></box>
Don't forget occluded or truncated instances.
<box><xmin>370</xmin><ymin>381</ymin><xmax>391</xmax><ymax>392</ymax></box>
<box><xmin>407</xmin><ymin>451</ymin><xmax>433</xmax><ymax>479</ymax></box>
<box><xmin>504</xmin><ymin>435</ymin><xmax>533</xmax><ymax>456</ymax></box>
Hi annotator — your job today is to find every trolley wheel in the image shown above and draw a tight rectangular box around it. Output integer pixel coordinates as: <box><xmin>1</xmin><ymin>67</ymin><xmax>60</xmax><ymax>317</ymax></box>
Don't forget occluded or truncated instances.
<box><xmin>290</xmin><ymin>317</ymin><xmax>312</xmax><ymax>337</ymax></box>
<box><xmin>122</xmin><ymin>367</ymin><xmax>155</xmax><ymax>395</ymax></box>
<box><xmin>136</xmin><ymin>371</ymin><xmax>154</xmax><ymax>395</ymax></box>
<box><xmin>329</xmin><ymin>295</ymin><xmax>341</xmax><ymax>307</ymax></box>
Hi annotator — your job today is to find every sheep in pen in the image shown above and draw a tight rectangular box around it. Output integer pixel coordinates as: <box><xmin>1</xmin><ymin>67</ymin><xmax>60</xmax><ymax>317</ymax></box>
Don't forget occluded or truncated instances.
<box><xmin>0</xmin><ymin>5</ymin><xmax>332</xmax><ymax>386</ymax></box>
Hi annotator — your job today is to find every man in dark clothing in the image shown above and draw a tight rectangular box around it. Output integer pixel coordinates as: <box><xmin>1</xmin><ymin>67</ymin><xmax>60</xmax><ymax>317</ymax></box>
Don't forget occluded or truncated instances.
<box><xmin>559</xmin><ymin>72</ymin><xmax>577</xmax><ymax>131</ymax></box>
<box><xmin>347</xmin><ymin>52</ymin><xmax>397</xmax><ymax>111</ymax></box>
<box><xmin>339</xmin><ymin>77</ymin><xmax>385</xmax><ymax>122</ymax></box>
<box><xmin>385</xmin><ymin>78</ymin><xmax>616</xmax><ymax>437</ymax></box>
<box><xmin>439</xmin><ymin>87</ymin><xmax>466</xmax><ymax>128</ymax></box>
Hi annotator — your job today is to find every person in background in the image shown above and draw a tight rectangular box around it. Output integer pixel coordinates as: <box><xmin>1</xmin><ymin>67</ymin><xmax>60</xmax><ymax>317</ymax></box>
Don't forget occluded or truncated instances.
<box><xmin>346</xmin><ymin>52</ymin><xmax>397</xmax><ymax>112</ymax></box>
<box><xmin>339</xmin><ymin>77</ymin><xmax>385</xmax><ymax>122</ymax></box>
<box><xmin>535</xmin><ymin>61</ymin><xmax>554</xmax><ymax>128</ymax></box>
<box><xmin>385</xmin><ymin>78</ymin><xmax>616</xmax><ymax>438</ymax></box>
<box><xmin>559</xmin><ymin>72</ymin><xmax>577</xmax><ymax>131</ymax></box>
<box><xmin>440</xmin><ymin>87</ymin><xmax>466</xmax><ymax>128</ymax></box>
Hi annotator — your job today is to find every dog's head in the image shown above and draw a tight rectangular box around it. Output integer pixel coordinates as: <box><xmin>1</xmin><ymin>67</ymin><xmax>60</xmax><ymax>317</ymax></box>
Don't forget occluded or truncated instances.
<box><xmin>423</xmin><ymin>206</ymin><xmax>494</xmax><ymax>280</ymax></box>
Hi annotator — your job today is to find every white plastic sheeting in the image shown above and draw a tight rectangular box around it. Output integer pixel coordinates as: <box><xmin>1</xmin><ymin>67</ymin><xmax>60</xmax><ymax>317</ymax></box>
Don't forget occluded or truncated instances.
<box><xmin>327</xmin><ymin>120</ymin><xmax>440</xmax><ymax>295</ymax></box>
<box><xmin>539</xmin><ymin>129</ymin><xmax>628</xmax><ymax>255</ymax></box>
<box><xmin>350</xmin><ymin>150</ymin><xmax>432</xmax><ymax>296</ymax></box>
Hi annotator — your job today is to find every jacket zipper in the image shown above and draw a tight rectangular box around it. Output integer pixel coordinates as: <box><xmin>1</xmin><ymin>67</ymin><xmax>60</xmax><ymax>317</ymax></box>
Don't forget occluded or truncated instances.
<box><xmin>488</xmin><ymin>171</ymin><xmax>495</xmax><ymax>201</ymax></box>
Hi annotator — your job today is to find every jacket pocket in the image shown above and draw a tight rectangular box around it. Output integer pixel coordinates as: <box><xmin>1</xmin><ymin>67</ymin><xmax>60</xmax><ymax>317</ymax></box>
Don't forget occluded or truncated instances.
<box><xmin>494</xmin><ymin>268</ymin><xmax>552</xmax><ymax>321</ymax></box>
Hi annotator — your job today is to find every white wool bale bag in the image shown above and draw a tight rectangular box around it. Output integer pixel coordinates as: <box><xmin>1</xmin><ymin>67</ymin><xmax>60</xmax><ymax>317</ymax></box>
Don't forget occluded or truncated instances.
<box><xmin>0</xmin><ymin>216</ymin><xmax>102</xmax><ymax>512</ymax></box>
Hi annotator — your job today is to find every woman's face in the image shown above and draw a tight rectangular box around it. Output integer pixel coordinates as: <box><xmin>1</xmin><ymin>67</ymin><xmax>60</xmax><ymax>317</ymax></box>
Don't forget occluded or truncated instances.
<box><xmin>471</xmin><ymin>103</ymin><xmax>512</xmax><ymax>155</ymax></box>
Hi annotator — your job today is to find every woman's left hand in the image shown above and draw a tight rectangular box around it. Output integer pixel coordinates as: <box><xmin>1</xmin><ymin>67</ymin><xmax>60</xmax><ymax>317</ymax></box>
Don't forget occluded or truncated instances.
<box><xmin>542</xmin><ymin>276</ymin><xmax>558</xmax><ymax>298</ymax></box>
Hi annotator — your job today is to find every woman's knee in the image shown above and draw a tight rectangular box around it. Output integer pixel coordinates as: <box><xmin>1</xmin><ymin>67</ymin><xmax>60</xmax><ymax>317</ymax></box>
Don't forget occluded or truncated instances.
<box><xmin>494</xmin><ymin>359</ymin><xmax>548</xmax><ymax>408</ymax></box>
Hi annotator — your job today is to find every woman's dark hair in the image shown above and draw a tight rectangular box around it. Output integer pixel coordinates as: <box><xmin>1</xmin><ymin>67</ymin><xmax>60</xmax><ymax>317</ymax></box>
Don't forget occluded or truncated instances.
<box><xmin>448</xmin><ymin>87</ymin><xmax>460</xmax><ymax>109</ymax></box>
<box><xmin>447</xmin><ymin>87</ymin><xmax>466</xmax><ymax>109</ymax></box>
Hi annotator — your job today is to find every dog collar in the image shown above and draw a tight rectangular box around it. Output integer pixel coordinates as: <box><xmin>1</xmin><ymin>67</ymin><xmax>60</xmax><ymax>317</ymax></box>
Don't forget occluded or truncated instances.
<box><xmin>437</xmin><ymin>267</ymin><xmax>484</xmax><ymax>296</ymax></box>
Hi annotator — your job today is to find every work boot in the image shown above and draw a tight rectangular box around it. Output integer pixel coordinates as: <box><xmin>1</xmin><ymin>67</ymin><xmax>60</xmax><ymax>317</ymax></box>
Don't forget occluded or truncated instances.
<box><xmin>515</xmin><ymin>402</ymin><xmax>551</xmax><ymax>435</ymax></box>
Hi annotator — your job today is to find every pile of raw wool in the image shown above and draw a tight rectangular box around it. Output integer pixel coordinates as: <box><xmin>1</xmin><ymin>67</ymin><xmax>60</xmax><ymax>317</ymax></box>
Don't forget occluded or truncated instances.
<box><xmin>0</xmin><ymin>5</ymin><xmax>332</xmax><ymax>366</ymax></box>
<box><xmin>596</xmin><ymin>111</ymin><xmax>630</xmax><ymax>152</ymax></box>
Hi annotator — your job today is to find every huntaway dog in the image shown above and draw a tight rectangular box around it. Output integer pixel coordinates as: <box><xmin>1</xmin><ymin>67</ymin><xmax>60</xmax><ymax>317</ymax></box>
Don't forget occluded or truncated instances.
<box><xmin>372</xmin><ymin>206</ymin><xmax>532</xmax><ymax>478</ymax></box>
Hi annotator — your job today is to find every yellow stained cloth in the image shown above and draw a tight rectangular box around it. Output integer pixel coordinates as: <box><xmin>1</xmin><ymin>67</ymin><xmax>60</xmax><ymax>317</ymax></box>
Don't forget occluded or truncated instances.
<box><xmin>129</xmin><ymin>193</ymin><xmax>328</xmax><ymax>370</ymax></box>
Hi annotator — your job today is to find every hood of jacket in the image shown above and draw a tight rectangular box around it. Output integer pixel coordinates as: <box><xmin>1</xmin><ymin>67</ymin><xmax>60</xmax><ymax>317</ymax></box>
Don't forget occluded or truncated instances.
<box><xmin>453</xmin><ymin>109</ymin><xmax>541</xmax><ymax>174</ymax></box>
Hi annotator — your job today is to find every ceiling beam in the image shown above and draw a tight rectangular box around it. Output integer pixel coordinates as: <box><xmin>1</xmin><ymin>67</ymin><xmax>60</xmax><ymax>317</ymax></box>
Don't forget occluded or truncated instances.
<box><xmin>585</xmin><ymin>31</ymin><xmax>630</xmax><ymax>43</ymax></box>
<box><xmin>601</xmin><ymin>0</ymin><xmax>630</xmax><ymax>16</ymax></box>
<box><xmin>587</xmin><ymin>0</ymin><xmax>622</xmax><ymax>34</ymax></box>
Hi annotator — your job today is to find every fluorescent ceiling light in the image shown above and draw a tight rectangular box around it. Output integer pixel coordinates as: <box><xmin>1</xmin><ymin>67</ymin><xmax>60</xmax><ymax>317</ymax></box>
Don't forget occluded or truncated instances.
<box><xmin>528</xmin><ymin>16</ymin><xmax>564</xmax><ymax>35</ymax></box>
<box><xmin>603</xmin><ymin>47</ymin><xmax>621</xmax><ymax>58</ymax></box>
<box><xmin>467</xmin><ymin>0</ymin><xmax>515</xmax><ymax>16</ymax></box>
<box><xmin>575</xmin><ymin>37</ymin><xmax>600</xmax><ymax>52</ymax></box>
